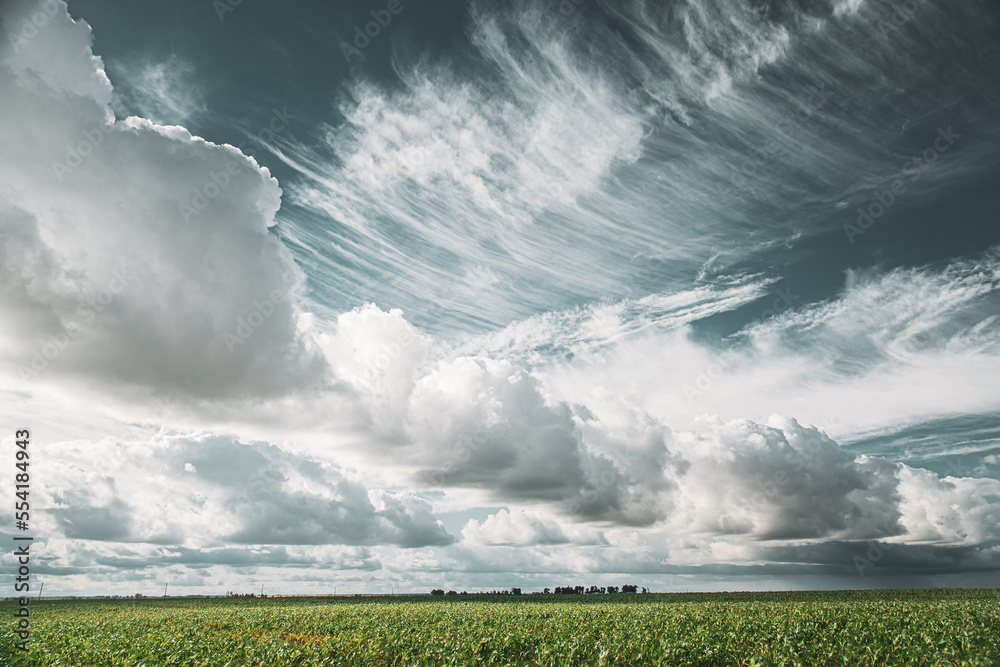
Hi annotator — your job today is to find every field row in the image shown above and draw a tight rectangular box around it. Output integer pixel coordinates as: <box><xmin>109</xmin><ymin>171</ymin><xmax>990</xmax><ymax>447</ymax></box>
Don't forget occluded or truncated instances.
<box><xmin>2</xmin><ymin>589</ymin><xmax>998</xmax><ymax>666</ymax></box>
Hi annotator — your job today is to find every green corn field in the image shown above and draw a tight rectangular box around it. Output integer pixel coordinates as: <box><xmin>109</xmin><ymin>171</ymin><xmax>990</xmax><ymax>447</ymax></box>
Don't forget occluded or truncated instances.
<box><xmin>1</xmin><ymin>588</ymin><xmax>997</xmax><ymax>666</ymax></box>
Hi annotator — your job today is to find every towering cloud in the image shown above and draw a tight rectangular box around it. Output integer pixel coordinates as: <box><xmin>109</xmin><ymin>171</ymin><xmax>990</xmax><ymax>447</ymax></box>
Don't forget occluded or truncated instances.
<box><xmin>0</xmin><ymin>0</ymin><xmax>328</xmax><ymax>402</ymax></box>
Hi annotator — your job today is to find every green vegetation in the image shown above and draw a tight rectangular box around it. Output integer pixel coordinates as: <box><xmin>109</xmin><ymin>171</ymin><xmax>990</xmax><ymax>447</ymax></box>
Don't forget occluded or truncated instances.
<box><xmin>2</xmin><ymin>588</ymin><xmax>998</xmax><ymax>666</ymax></box>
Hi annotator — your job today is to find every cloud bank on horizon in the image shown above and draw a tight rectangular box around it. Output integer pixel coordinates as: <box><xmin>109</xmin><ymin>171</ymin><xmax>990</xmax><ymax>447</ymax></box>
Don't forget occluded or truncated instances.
<box><xmin>0</xmin><ymin>0</ymin><xmax>999</xmax><ymax>595</ymax></box>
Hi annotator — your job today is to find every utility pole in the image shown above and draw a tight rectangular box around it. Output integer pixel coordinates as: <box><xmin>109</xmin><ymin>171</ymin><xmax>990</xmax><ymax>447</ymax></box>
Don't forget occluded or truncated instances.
<box><xmin>37</xmin><ymin>582</ymin><xmax>43</xmax><ymax>600</ymax></box>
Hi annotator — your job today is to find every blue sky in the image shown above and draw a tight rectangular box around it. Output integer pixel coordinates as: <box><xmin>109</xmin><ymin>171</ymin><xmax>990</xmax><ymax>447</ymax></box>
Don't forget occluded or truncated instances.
<box><xmin>1</xmin><ymin>0</ymin><xmax>999</xmax><ymax>596</ymax></box>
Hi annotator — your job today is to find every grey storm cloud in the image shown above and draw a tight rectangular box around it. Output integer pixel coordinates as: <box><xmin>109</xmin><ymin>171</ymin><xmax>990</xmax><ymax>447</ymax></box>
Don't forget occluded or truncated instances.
<box><xmin>406</xmin><ymin>362</ymin><xmax>905</xmax><ymax>539</ymax></box>
<box><xmin>443</xmin><ymin>411</ymin><xmax>1000</xmax><ymax>551</ymax></box>
<box><xmin>664</xmin><ymin>416</ymin><xmax>904</xmax><ymax>541</ymax></box>
<box><xmin>51</xmin><ymin>500</ymin><xmax>135</xmax><ymax>542</ymax></box>
<box><xmin>407</xmin><ymin>356</ymin><xmax>671</xmax><ymax>525</ymax></box>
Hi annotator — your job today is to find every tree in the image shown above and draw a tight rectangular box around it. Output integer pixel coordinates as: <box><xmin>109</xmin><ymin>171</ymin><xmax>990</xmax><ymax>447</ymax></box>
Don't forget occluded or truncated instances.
<box><xmin>430</xmin><ymin>589</ymin><xmax>445</xmax><ymax>596</ymax></box>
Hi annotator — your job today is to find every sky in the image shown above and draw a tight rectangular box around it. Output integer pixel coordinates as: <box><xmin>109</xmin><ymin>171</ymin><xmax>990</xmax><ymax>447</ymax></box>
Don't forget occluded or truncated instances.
<box><xmin>0</xmin><ymin>0</ymin><xmax>999</xmax><ymax>596</ymax></box>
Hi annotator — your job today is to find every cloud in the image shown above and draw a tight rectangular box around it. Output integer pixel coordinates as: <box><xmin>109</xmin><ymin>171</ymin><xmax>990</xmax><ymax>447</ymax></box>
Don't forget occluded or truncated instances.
<box><xmin>150</xmin><ymin>270</ymin><xmax>1000</xmax><ymax>551</ymax></box>
<box><xmin>417</xmin><ymin>402</ymin><xmax>1000</xmax><ymax>550</ymax></box>
<box><xmin>403</xmin><ymin>354</ymin><xmax>669</xmax><ymax>525</ymax></box>
<box><xmin>543</xmin><ymin>251</ymin><xmax>1000</xmax><ymax>444</ymax></box>
<box><xmin>0</xmin><ymin>532</ymin><xmax>386</xmax><ymax>595</ymax></box>
<box><xmin>752</xmin><ymin>541</ymin><xmax>1000</xmax><ymax>579</ymax></box>
<box><xmin>462</xmin><ymin>509</ymin><xmax>606</xmax><ymax>546</ymax></box>
<box><xmin>273</xmin><ymin>0</ymin><xmax>1000</xmax><ymax>340</ymax></box>
<box><xmin>32</xmin><ymin>432</ymin><xmax>454</xmax><ymax>549</ymax></box>
<box><xmin>51</xmin><ymin>497</ymin><xmax>135</xmax><ymax>542</ymax></box>
<box><xmin>407</xmin><ymin>356</ymin><xmax>584</xmax><ymax>498</ymax></box>
<box><xmin>896</xmin><ymin>466</ymin><xmax>1000</xmax><ymax>545</ymax></box>
<box><xmin>0</xmin><ymin>0</ymin><xmax>329</xmax><ymax>401</ymax></box>
<box><xmin>664</xmin><ymin>416</ymin><xmax>902</xmax><ymax>540</ymax></box>
<box><xmin>451</xmin><ymin>278</ymin><xmax>772</xmax><ymax>364</ymax></box>
<box><xmin>108</xmin><ymin>55</ymin><xmax>206</xmax><ymax>126</ymax></box>
<box><xmin>321</xmin><ymin>303</ymin><xmax>430</xmax><ymax>436</ymax></box>
<box><xmin>90</xmin><ymin>545</ymin><xmax>379</xmax><ymax>571</ymax></box>
<box><xmin>275</xmin><ymin>0</ymin><xmax>754</xmax><ymax>334</ymax></box>
<box><xmin>845</xmin><ymin>413</ymin><xmax>1000</xmax><ymax>479</ymax></box>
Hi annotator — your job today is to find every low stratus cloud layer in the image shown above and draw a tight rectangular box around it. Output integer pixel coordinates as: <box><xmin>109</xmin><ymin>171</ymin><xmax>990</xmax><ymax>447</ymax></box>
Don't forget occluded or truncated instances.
<box><xmin>1</xmin><ymin>0</ymin><xmax>999</xmax><ymax>594</ymax></box>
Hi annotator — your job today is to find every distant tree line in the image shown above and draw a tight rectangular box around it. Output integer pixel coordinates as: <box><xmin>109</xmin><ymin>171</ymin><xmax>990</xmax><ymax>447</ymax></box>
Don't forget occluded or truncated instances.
<box><xmin>431</xmin><ymin>585</ymin><xmax>646</xmax><ymax>595</ymax></box>
<box><xmin>430</xmin><ymin>589</ymin><xmax>522</xmax><ymax>596</ymax></box>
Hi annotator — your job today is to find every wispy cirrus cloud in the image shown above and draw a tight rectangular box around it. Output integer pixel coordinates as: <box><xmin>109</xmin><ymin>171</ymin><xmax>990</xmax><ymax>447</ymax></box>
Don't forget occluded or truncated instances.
<box><xmin>108</xmin><ymin>55</ymin><xmax>206</xmax><ymax>126</ymax></box>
